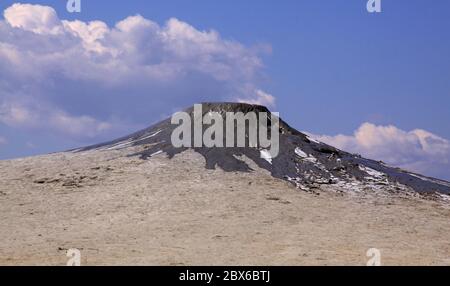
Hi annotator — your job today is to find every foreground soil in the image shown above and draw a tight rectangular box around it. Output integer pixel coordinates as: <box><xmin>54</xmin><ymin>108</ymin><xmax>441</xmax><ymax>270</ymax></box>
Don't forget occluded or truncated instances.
<box><xmin>0</xmin><ymin>149</ymin><xmax>449</xmax><ymax>265</ymax></box>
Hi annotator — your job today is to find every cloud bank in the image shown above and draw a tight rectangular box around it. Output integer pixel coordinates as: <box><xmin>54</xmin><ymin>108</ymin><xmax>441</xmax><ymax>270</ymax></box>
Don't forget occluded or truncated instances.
<box><xmin>0</xmin><ymin>3</ymin><xmax>273</xmax><ymax>140</ymax></box>
<box><xmin>309</xmin><ymin>123</ymin><xmax>450</xmax><ymax>181</ymax></box>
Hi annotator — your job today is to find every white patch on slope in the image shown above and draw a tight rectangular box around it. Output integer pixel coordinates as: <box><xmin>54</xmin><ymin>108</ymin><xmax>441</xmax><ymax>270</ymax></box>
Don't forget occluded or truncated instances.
<box><xmin>150</xmin><ymin>150</ymin><xmax>163</xmax><ymax>157</ymax></box>
<box><xmin>304</xmin><ymin>156</ymin><xmax>317</xmax><ymax>164</ymax></box>
<box><xmin>98</xmin><ymin>130</ymin><xmax>163</xmax><ymax>151</ymax></box>
<box><xmin>285</xmin><ymin>176</ymin><xmax>310</xmax><ymax>191</ymax></box>
<box><xmin>103</xmin><ymin>139</ymin><xmax>134</xmax><ymax>150</ymax></box>
<box><xmin>295</xmin><ymin>147</ymin><xmax>308</xmax><ymax>158</ymax></box>
<box><xmin>294</xmin><ymin>147</ymin><xmax>317</xmax><ymax>163</ymax></box>
<box><xmin>359</xmin><ymin>165</ymin><xmax>385</xmax><ymax>179</ymax></box>
<box><xmin>437</xmin><ymin>193</ymin><xmax>450</xmax><ymax>202</ymax></box>
<box><xmin>306</xmin><ymin>135</ymin><xmax>321</xmax><ymax>144</ymax></box>
<box><xmin>136</xmin><ymin>130</ymin><xmax>162</xmax><ymax>142</ymax></box>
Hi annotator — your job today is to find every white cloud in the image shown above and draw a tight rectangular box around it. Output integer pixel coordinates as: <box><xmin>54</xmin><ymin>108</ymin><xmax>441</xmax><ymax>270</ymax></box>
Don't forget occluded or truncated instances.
<box><xmin>309</xmin><ymin>123</ymin><xmax>450</xmax><ymax>181</ymax></box>
<box><xmin>0</xmin><ymin>3</ymin><xmax>273</xmax><ymax>140</ymax></box>
<box><xmin>0</xmin><ymin>101</ymin><xmax>111</xmax><ymax>138</ymax></box>
<box><xmin>238</xmin><ymin>89</ymin><xmax>276</xmax><ymax>107</ymax></box>
<box><xmin>4</xmin><ymin>3</ymin><xmax>63</xmax><ymax>35</ymax></box>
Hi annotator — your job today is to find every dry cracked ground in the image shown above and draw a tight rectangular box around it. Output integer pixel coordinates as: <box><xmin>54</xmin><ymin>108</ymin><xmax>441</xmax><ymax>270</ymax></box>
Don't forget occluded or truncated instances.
<box><xmin>0</xmin><ymin>148</ymin><xmax>449</xmax><ymax>265</ymax></box>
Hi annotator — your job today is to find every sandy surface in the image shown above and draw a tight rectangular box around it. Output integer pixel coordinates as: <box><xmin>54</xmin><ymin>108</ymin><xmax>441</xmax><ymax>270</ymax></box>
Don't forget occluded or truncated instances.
<box><xmin>0</xmin><ymin>149</ymin><xmax>449</xmax><ymax>266</ymax></box>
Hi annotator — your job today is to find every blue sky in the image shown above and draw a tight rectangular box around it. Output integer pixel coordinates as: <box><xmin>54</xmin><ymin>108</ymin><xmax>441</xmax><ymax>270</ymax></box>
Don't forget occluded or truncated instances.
<box><xmin>0</xmin><ymin>0</ymin><xmax>449</xmax><ymax>180</ymax></box>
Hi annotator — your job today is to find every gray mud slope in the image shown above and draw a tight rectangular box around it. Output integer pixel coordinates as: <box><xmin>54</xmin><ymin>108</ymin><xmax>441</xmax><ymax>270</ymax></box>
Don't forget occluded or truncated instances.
<box><xmin>79</xmin><ymin>102</ymin><xmax>450</xmax><ymax>195</ymax></box>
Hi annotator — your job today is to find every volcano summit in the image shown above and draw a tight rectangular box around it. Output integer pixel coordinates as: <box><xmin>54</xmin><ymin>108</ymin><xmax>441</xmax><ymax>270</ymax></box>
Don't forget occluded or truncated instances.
<box><xmin>79</xmin><ymin>102</ymin><xmax>450</xmax><ymax>196</ymax></box>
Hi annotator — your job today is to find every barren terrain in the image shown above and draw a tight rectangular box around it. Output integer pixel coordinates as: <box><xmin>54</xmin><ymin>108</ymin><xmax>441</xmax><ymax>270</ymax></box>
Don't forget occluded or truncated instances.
<box><xmin>0</xmin><ymin>149</ymin><xmax>449</xmax><ymax>265</ymax></box>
